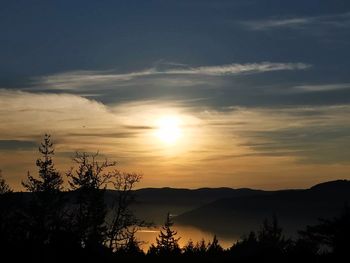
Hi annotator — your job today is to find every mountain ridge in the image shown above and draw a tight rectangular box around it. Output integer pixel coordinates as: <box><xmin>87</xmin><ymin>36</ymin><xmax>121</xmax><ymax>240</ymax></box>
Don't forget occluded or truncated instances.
<box><xmin>174</xmin><ymin>179</ymin><xmax>350</xmax><ymax>237</ymax></box>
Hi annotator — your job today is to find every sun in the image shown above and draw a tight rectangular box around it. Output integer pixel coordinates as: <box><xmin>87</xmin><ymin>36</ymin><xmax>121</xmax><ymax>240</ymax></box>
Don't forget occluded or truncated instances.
<box><xmin>155</xmin><ymin>116</ymin><xmax>182</xmax><ymax>145</ymax></box>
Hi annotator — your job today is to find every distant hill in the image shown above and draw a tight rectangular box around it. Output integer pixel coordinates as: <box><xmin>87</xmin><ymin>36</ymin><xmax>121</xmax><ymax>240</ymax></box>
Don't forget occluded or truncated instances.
<box><xmin>105</xmin><ymin>187</ymin><xmax>265</xmax><ymax>224</ymax></box>
<box><xmin>12</xmin><ymin>180</ymin><xmax>350</xmax><ymax>238</ymax></box>
<box><xmin>174</xmin><ymin>180</ymin><xmax>350</xmax><ymax>238</ymax></box>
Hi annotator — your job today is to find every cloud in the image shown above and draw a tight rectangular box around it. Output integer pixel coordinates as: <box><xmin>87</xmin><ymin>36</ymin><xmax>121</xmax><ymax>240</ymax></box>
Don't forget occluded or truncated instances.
<box><xmin>2</xmin><ymin>89</ymin><xmax>349</xmax><ymax>165</ymax></box>
<box><xmin>242</xmin><ymin>18</ymin><xmax>310</xmax><ymax>30</ymax></box>
<box><xmin>166</xmin><ymin>62</ymin><xmax>310</xmax><ymax>75</ymax></box>
<box><xmin>0</xmin><ymin>140</ymin><xmax>36</xmax><ymax>150</ymax></box>
<box><xmin>1</xmin><ymin>89</ymin><xmax>349</xmax><ymax>189</ymax></box>
<box><xmin>240</xmin><ymin>12</ymin><xmax>350</xmax><ymax>31</ymax></box>
<box><xmin>292</xmin><ymin>83</ymin><xmax>350</xmax><ymax>92</ymax></box>
<box><xmin>0</xmin><ymin>89</ymin><xmax>199</xmax><ymax>151</ymax></box>
<box><xmin>32</xmin><ymin>62</ymin><xmax>311</xmax><ymax>91</ymax></box>
<box><xmin>198</xmin><ymin>105</ymin><xmax>350</xmax><ymax>164</ymax></box>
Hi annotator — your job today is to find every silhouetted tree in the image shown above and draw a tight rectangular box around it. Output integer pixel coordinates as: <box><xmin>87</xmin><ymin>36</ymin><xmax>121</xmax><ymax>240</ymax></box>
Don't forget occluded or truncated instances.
<box><xmin>229</xmin><ymin>231</ymin><xmax>259</xmax><ymax>260</ymax></box>
<box><xmin>230</xmin><ymin>216</ymin><xmax>290</xmax><ymax>261</ymax></box>
<box><xmin>0</xmin><ymin>170</ymin><xmax>12</xmax><ymax>194</ymax></box>
<box><xmin>116</xmin><ymin>230</ymin><xmax>144</xmax><ymax>257</ymax></box>
<box><xmin>256</xmin><ymin>215</ymin><xmax>290</xmax><ymax>258</ymax></box>
<box><xmin>299</xmin><ymin>204</ymin><xmax>350</xmax><ymax>257</ymax></box>
<box><xmin>21</xmin><ymin>134</ymin><xmax>65</xmax><ymax>246</ymax></box>
<box><xmin>258</xmin><ymin>215</ymin><xmax>287</xmax><ymax>247</ymax></box>
<box><xmin>183</xmin><ymin>239</ymin><xmax>195</xmax><ymax>256</ymax></box>
<box><xmin>22</xmin><ymin>134</ymin><xmax>63</xmax><ymax>192</ymax></box>
<box><xmin>290</xmin><ymin>235</ymin><xmax>319</xmax><ymax>260</ymax></box>
<box><xmin>194</xmin><ymin>238</ymin><xmax>208</xmax><ymax>255</ymax></box>
<box><xmin>105</xmin><ymin>171</ymin><xmax>145</xmax><ymax>251</ymax></box>
<box><xmin>0</xmin><ymin>170</ymin><xmax>13</xmax><ymax>248</ymax></box>
<box><xmin>152</xmin><ymin>213</ymin><xmax>181</xmax><ymax>256</ymax></box>
<box><xmin>66</xmin><ymin>152</ymin><xmax>114</xmax><ymax>250</ymax></box>
<box><xmin>207</xmin><ymin>235</ymin><xmax>223</xmax><ymax>255</ymax></box>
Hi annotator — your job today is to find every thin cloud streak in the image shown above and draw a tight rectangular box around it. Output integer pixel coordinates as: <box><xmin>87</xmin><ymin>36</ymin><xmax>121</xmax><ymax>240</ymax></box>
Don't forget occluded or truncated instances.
<box><xmin>33</xmin><ymin>62</ymin><xmax>311</xmax><ymax>90</ymax></box>
<box><xmin>292</xmin><ymin>83</ymin><xmax>350</xmax><ymax>92</ymax></box>
<box><xmin>240</xmin><ymin>12</ymin><xmax>350</xmax><ymax>31</ymax></box>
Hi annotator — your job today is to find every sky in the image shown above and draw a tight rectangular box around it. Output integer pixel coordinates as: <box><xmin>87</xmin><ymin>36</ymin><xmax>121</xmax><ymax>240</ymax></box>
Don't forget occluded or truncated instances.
<box><xmin>1</xmin><ymin>0</ymin><xmax>350</xmax><ymax>190</ymax></box>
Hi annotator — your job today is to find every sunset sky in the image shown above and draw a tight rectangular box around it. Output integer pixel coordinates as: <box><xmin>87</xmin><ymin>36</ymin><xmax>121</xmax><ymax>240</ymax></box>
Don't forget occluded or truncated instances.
<box><xmin>1</xmin><ymin>1</ymin><xmax>350</xmax><ymax>190</ymax></box>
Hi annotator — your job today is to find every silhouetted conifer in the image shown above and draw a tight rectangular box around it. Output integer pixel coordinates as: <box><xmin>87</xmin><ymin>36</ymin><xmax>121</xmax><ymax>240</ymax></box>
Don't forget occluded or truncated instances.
<box><xmin>207</xmin><ymin>235</ymin><xmax>223</xmax><ymax>255</ymax></box>
<box><xmin>258</xmin><ymin>215</ymin><xmax>286</xmax><ymax>247</ymax></box>
<box><xmin>256</xmin><ymin>215</ymin><xmax>290</xmax><ymax>259</ymax></box>
<box><xmin>154</xmin><ymin>213</ymin><xmax>181</xmax><ymax>256</ymax></box>
<box><xmin>183</xmin><ymin>239</ymin><xmax>195</xmax><ymax>256</ymax></box>
<box><xmin>22</xmin><ymin>134</ymin><xmax>63</xmax><ymax>192</ymax></box>
<box><xmin>117</xmin><ymin>231</ymin><xmax>144</xmax><ymax>257</ymax></box>
<box><xmin>194</xmin><ymin>239</ymin><xmax>208</xmax><ymax>255</ymax></box>
<box><xmin>21</xmin><ymin>134</ymin><xmax>65</xmax><ymax>247</ymax></box>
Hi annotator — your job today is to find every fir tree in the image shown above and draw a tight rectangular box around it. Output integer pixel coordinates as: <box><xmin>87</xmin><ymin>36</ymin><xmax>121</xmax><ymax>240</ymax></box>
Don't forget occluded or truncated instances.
<box><xmin>21</xmin><ymin>134</ymin><xmax>65</xmax><ymax>246</ymax></box>
<box><xmin>22</xmin><ymin>134</ymin><xmax>63</xmax><ymax>192</ymax></box>
<box><xmin>155</xmin><ymin>213</ymin><xmax>181</xmax><ymax>256</ymax></box>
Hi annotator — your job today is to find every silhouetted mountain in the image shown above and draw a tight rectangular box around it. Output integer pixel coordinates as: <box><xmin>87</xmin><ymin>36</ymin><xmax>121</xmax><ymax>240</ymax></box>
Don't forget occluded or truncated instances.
<box><xmin>310</xmin><ymin>179</ymin><xmax>350</xmax><ymax>192</ymax></box>
<box><xmin>10</xmin><ymin>180</ymin><xmax>350</xmax><ymax>237</ymax></box>
<box><xmin>175</xmin><ymin>180</ymin><xmax>350</xmax><ymax>238</ymax></box>
<box><xmin>106</xmin><ymin>187</ymin><xmax>265</xmax><ymax>224</ymax></box>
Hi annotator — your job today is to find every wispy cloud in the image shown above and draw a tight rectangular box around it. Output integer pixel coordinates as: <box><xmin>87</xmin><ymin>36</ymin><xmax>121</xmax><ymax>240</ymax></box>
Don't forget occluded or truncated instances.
<box><xmin>166</xmin><ymin>62</ymin><xmax>310</xmax><ymax>75</ymax></box>
<box><xmin>240</xmin><ymin>12</ymin><xmax>350</xmax><ymax>31</ymax></box>
<box><xmin>33</xmin><ymin>62</ymin><xmax>311</xmax><ymax>90</ymax></box>
<box><xmin>0</xmin><ymin>140</ymin><xmax>36</xmax><ymax>150</ymax></box>
<box><xmin>292</xmin><ymin>83</ymin><xmax>350</xmax><ymax>92</ymax></box>
<box><xmin>242</xmin><ymin>18</ymin><xmax>310</xmax><ymax>30</ymax></box>
<box><xmin>199</xmin><ymin>105</ymin><xmax>350</xmax><ymax>164</ymax></box>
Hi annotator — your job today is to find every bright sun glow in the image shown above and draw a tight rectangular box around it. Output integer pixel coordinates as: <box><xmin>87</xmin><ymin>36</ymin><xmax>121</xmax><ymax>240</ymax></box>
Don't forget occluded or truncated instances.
<box><xmin>155</xmin><ymin>116</ymin><xmax>182</xmax><ymax>145</ymax></box>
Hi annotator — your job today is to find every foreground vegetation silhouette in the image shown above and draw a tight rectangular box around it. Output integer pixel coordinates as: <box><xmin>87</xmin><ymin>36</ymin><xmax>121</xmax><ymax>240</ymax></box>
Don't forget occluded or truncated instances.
<box><xmin>0</xmin><ymin>135</ymin><xmax>349</xmax><ymax>262</ymax></box>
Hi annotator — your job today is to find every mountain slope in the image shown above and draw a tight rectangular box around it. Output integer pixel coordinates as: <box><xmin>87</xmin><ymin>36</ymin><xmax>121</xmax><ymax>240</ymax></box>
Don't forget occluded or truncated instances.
<box><xmin>128</xmin><ymin>187</ymin><xmax>265</xmax><ymax>224</ymax></box>
<box><xmin>175</xmin><ymin>180</ymin><xmax>350</xmax><ymax>238</ymax></box>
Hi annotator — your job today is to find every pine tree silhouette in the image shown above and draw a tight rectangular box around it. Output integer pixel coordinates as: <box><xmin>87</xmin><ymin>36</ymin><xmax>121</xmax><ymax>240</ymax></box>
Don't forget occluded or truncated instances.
<box><xmin>22</xmin><ymin>134</ymin><xmax>63</xmax><ymax>192</ymax></box>
<box><xmin>21</xmin><ymin>134</ymin><xmax>65</xmax><ymax>247</ymax></box>
<box><xmin>154</xmin><ymin>212</ymin><xmax>181</xmax><ymax>256</ymax></box>
<box><xmin>183</xmin><ymin>239</ymin><xmax>195</xmax><ymax>256</ymax></box>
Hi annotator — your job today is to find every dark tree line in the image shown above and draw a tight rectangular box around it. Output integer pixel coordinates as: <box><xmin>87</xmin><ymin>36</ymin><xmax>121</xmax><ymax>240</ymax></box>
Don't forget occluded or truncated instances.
<box><xmin>0</xmin><ymin>134</ymin><xmax>349</xmax><ymax>262</ymax></box>
<box><xmin>0</xmin><ymin>134</ymin><xmax>144</xmax><ymax>261</ymax></box>
<box><xmin>144</xmin><ymin>210</ymin><xmax>350</xmax><ymax>262</ymax></box>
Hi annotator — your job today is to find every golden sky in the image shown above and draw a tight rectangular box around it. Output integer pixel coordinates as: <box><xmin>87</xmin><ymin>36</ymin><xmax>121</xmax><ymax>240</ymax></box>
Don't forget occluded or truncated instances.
<box><xmin>1</xmin><ymin>90</ymin><xmax>349</xmax><ymax>191</ymax></box>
